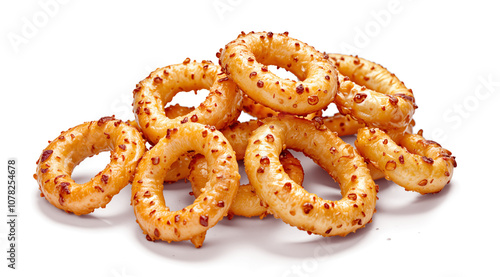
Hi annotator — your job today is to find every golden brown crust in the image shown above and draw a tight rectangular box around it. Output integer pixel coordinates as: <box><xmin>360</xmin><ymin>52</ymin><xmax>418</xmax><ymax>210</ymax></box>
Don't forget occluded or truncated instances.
<box><xmin>220</xmin><ymin>32</ymin><xmax>337</xmax><ymax>115</ymax></box>
<box><xmin>133</xmin><ymin>60</ymin><xmax>243</xmax><ymax>144</ymax></box>
<box><xmin>244</xmin><ymin>115</ymin><xmax>378</xmax><ymax>236</ymax></box>
<box><xmin>221</xmin><ymin>120</ymin><xmax>262</xmax><ymax>160</ymax></box>
<box><xmin>329</xmin><ymin>54</ymin><xmax>416</xmax><ymax>138</ymax></box>
<box><xmin>32</xmin><ymin>31</ymin><xmax>458</xmax><ymax>248</ymax></box>
<box><xmin>128</xmin><ymin>105</ymin><xmax>197</xmax><ymax>184</ymax></box>
<box><xmin>189</xmin><ymin>142</ymin><xmax>304</xmax><ymax>218</ymax></box>
<box><xmin>322</xmin><ymin>113</ymin><xmax>366</xmax><ymax>137</ymax></box>
<box><xmin>164</xmin><ymin>104</ymin><xmax>195</xmax><ymax>119</ymax></box>
<box><xmin>242</xmin><ymin>94</ymin><xmax>322</xmax><ymax>120</ymax></box>
<box><xmin>35</xmin><ymin>116</ymin><xmax>146</xmax><ymax>215</ymax></box>
<box><xmin>131</xmin><ymin>122</ymin><xmax>240</xmax><ymax>248</ymax></box>
<box><xmin>189</xmin><ymin>120</ymin><xmax>305</xmax><ymax>218</ymax></box>
<box><xmin>355</xmin><ymin>128</ymin><xmax>456</xmax><ymax>194</ymax></box>
<box><xmin>162</xmin><ymin>105</ymin><xmax>197</xmax><ymax>183</ymax></box>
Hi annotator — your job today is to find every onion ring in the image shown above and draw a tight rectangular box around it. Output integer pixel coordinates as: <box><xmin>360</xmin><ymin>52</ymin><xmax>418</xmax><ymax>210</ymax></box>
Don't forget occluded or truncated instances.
<box><xmin>162</xmin><ymin>152</ymin><xmax>195</xmax><ymax>184</ymax></box>
<box><xmin>133</xmin><ymin>59</ymin><xmax>243</xmax><ymax>144</ymax></box>
<box><xmin>244</xmin><ymin>115</ymin><xmax>378</xmax><ymax>236</ymax></box>
<box><xmin>34</xmin><ymin>116</ymin><xmax>146</xmax><ymax>215</ymax></box>
<box><xmin>131</xmin><ymin>122</ymin><xmax>240</xmax><ymax>248</ymax></box>
<box><xmin>219</xmin><ymin>31</ymin><xmax>338</xmax><ymax>115</ymax></box>
<box><xmin>316</xmin><ymin>114</ymin><xmax>384</xmax><ymax>179</ymax></box>
<box><xmin>322</xmin><ymin>113</ymin><xmax>366</xmax><ymax>137</ymax></box>
<box><xmin>242</xmin><ymin>94</ymin><xmax>322</xmax><ymax>120</ymax></box>
<box><xmin>189</xmin><ymin>149</ymin><xmax>304</xmax><ymax>219</ymax></box>
<box><xmin>318</xmin><ymin>114</ymin><xmax>414</xmax><ymax>180</ymax></box>
<box><xmin>163</xmin><ymin>103</ymin><xmax>195</xmax><ymax>119</ymax></box>
<box><xmin>329</xmin><ymin>53</ymin><xmax>416</xmax><ymax>137</ymax></box>
<box><xmin>222</xmin><ymin>119</ymin><xmax>263</xmax><ymax>160</ymax></box>
<box><xmin>188</xmin><ymin>120</ymin><xmax>305</xmax><ymax>218</ymax></box>
<box><xmin>162</xmin><ymin>105</ymin><xmax>196</xmax><ymax>183</ymax></box>
<box><xmin>129</xmin><ymin>104</ymin><xmax>197</xmax><ymax>184</ymax></box>
<box><xmin>307</xmin><ymin>114</ymin><xmax>388</xmax><ymax>180</ymax></box>
<box><xmin>355</xmin><ymin>128</ymin><xmax>457</xmax><ymax>194</ymax></box>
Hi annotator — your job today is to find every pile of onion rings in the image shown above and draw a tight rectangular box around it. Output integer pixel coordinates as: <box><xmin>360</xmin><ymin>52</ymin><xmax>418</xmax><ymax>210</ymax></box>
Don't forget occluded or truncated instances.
<box><xmin>34</xmin><ymin>31</ymin><xmax>457</xmax><ymax>247</ymax></box>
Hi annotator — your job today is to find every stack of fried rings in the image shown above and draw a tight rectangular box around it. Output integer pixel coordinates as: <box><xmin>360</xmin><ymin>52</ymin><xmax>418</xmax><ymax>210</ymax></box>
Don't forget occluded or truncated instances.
<box><xmin>34</xmin><ymin>31</ymin><xmax>457</xmax><ymax>248</ymax></box>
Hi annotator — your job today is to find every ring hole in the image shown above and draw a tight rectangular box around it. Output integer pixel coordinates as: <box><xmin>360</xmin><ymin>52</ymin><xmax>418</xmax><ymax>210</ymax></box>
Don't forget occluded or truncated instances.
<box><xmin>319</xmin><ymin>102</ymin><xmax>341</xmax><ymax>117</ymax></box>
<box><xmin>266</xmin><ymin>65</ymin><xmax>301</xmax><ymax>82</ymax></box>
<box><xmin>161</xmin><ymin>152</ymin><xmax>199</xmax><ymax>212</ymax></box>
<box><xmin>71</xmin><ymin>152</ymin><xmax>111</xmax><ymax>184</ymax></box>
<box><xmin>238</xmin><ymin>159</ymin><xmax>250</xmax><ymax>185</ymax></box>
<box><xmin>162</xmin><ymin>179</ymin><xmax>195</xmax><ymax>212</ymax></box>
<box><xmin>163</xmin><ymin>89</ymin><xmax>210</xmax><ymax>117</ymax></box>
<box><xmin>287</xmin><ymin>150</ymin><xmax>343</xmax><ymax>201</ymax></box>
<box><xmin>164</xmin><ymin>154</ymin><xmax>248</xmax><ymax>212</ymax></box>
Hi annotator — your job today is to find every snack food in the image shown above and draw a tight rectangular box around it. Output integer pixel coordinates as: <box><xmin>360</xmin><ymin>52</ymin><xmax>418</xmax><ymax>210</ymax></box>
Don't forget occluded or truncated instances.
<box><xmin>133</xmin><ymin>59</ymin><xmax>243</xmax><ymax>144</ymax></box>
<box><xmin>322</xmin><ymin>113</ymin><xmax>366</xmax><ymax>137</ymax></box>
<box><xmin>34</xmin><ymin>116</ymin><xmax>146</xmax><ymax>215</ymax></box>
<box><xmin>242</xmin><ymin>94</ymin><xmax>322</xmax><ymax>120</ymax></box>
<box><xmin>322</xmin><ymin>113</ymin><xmax>415</xmax><ymax>137</ymax></box>
<box><xmin>162</xmin><ymin>105</ymin><xmax>197</xmax><ymax>183</ymax></box>
<box><xmin>189</xmin><ymin>120</ymin><xmax>305</xmax><ymax>218</ymax></box>
<box><xmin>219</xmin><ymin>31</ymin><xmax>337</xmax><ymax>115</ymax></box>
<box><xmin>329</xmin><ymin>54</ymin><xmax>416</xmax><ymax>139</ymax></box>
<box><xmin>163</xmin><ymin>103</ymin><xmax>195</xmax><ymax>118</ymax></box>
<box><xmin>189</xmin><ymin>149</ymin><xmax>304</xmax><ymax>219</ymax></box>
<box><xmin>129</xmin><ymin>104</ymin><xmax>197</xmax><ymax>184</ymax></box>
<box><xmin>131</xmin><ymin>123</ymin><xmax>240</xmax><ymax>247</ymax></box>
<box><xmin>355</xmin><ymin>128</ymin><xmax>457</xmax><ymax>194</ymax></box>
<box><xmin>244</xmin><ymin>115</ymin><xmax>378</xmax><ymax>236</ymax></box>
<box><xmin>33</xmin><ymin>30</ymin><xmax>458</xmax><ymax>248</ymax></box>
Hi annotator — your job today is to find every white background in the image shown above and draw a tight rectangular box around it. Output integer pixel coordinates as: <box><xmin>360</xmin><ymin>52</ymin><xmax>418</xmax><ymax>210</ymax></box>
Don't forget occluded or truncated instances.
<box><xmin>1</xmin><ymin>0</ymin><xmax>499</xmax><ymax>276</ymax></box>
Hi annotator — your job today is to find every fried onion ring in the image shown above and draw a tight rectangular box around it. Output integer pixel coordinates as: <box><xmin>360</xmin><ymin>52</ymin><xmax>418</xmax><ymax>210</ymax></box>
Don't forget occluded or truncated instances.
<box><xmin>189</xmin><ymin>149</ymin><xmax>304</xmax><ymax>219</ymax></box>
<box><xmin>34</xmin><ymin>116</ymin><xmax>146</xmax><ymax>215</ymax></box>
<box><xmin>131</xmin><ymin>122</ymin><xmax>240</xmax><ymax>248</ymax></box>
<box><xmin>162</xmin><ymin>105</ymin><xmax>197</xmax><ymax>183</ymax></box>
<box><xmin>306</xmin><ymin>114</ymin><xmax>387</xmax><ymax>180</ymax></box>
<box><xmin>244</xmin><ymin>115</ymin><xmax>378</xmax><ymax>236</ymax></box>
<box><xmin>129</xmin><ymin>104</ymin><xmax>198</xmax><ymax>184</ymax></box>
<box><xmin>163</xmin><ymin>103</ymin><xmax>195</xmax><ymax>119</ymax></box>
<box><xmin>219</xmin><ymin>31</ymin><xmax>337</xmax><ymax>115</ymax></box>
<box><xmin>318</xmin><ymin>113</ymin><xmax>414</xmax><ymax>180</ymax></box>
<box><xmin>322</xmin><ymin>113</ymin><xmax>366</xmax><ymax>137</ymax></box>
<box><xmin>188</xmin><ymin>120</ymin><xmax>305</xmax><ymax>218</ymax></box>
<box><xmin>329</xmin><ymin>54</ymin><xmax>416</xmax><ymax>137</ymax></box>
<box><xmin>242</xmin><ymin>94</ymin><xmax>322</xmax><ymax>120</ymax></box>
<box><xmin>355</xmin><ymin>128</ymin><xmax>457</xmax><ymax>194</ymax></box>
<box><xmin>133</xmin><ymin>59</ymin><xmax>243</xmax><ymax>144</ymax></box>
<box><xmin>222</xmin><ymin>120</ymin><xmax>263</xmax><ymax>160</ymax></box>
